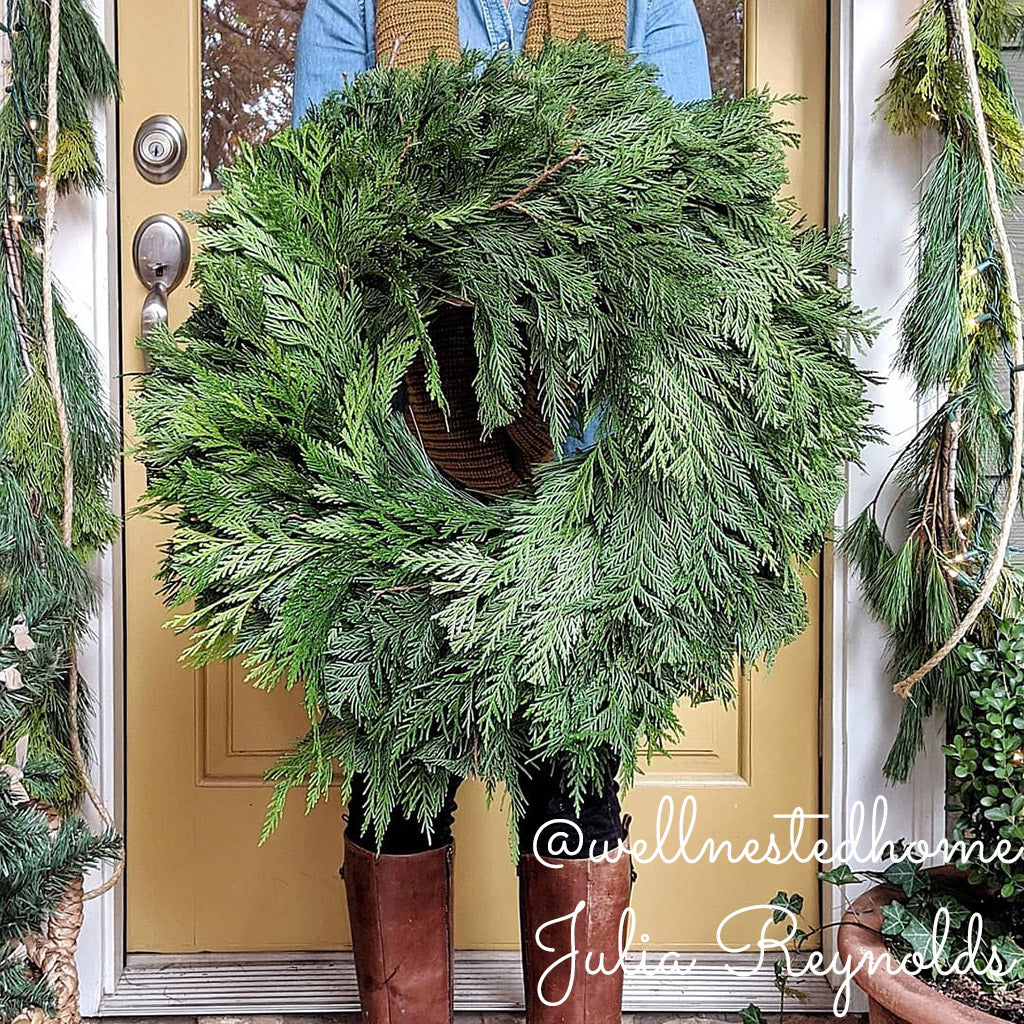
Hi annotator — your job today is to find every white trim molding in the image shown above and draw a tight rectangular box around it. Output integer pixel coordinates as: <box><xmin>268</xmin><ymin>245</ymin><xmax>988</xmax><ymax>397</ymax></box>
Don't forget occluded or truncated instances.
<box><xmin>824</xmin><ymin>0</ymin><xmax>947</xmax><ymax>1007</ymax></box>
<box><xmin>62</xmin><ymin>0</ymin><xmax>123</xmax><ymax>1012</ymax></box>
<box><xmin>66</xmin><ymin>0</ymin><xmax>946</xmax><ymax>1015</ymax></box>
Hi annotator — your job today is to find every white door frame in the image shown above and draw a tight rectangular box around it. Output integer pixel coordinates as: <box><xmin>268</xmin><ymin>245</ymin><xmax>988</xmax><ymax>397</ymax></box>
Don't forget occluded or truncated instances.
<box><xmin>66</xmin><ymin>0</ymin><xmax>947</xmax><ymax>1013</ymax></box>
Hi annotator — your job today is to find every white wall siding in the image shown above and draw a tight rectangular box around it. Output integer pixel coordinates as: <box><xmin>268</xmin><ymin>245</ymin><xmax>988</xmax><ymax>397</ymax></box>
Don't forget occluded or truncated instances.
<box><xmin>58</xmin><ymin>0</ymin><xmax>122</xmax><ymax>1011</ymax></box>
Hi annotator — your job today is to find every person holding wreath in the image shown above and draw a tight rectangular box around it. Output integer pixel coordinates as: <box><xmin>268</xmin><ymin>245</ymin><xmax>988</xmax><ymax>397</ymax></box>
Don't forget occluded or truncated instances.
<box><xmin>291</xmin><ymin>3</ymin><xmax>712</xmax><ymax>1022</ymax></box>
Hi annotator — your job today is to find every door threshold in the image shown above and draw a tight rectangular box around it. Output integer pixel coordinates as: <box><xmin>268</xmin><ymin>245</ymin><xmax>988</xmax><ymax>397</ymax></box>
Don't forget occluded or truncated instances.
<box><xmin>99</xmin><ymin>950</ymin><xmax>836</xmax><ymax>1015</ymax></box>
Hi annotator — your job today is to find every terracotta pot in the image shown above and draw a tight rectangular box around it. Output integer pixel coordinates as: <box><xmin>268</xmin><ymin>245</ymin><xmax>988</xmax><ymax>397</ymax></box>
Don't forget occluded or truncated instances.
<box><xmin>837</xmin><ymin>866</ymin><xmax>1006</xmax><ymax>1024</ymax></box>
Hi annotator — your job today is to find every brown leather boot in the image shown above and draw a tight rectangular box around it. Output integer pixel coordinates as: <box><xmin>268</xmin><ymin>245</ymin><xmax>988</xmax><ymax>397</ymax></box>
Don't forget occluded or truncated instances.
<box><xmin>519</xmin><ymin>851</ymin><xmax>632</xmax><ymax>1023</ymax></box>
<box><xmin>342</xmin><ymin>837</ymin><xmax>454</xmax><ymax>1023</ymax></box>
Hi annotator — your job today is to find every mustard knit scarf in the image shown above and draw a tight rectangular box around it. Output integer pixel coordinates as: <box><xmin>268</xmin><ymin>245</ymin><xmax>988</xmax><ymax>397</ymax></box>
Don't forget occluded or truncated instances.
<box><xmin>375</xmin><ymin>0</ymin><xmax>627</xmax><ymax>68</ymax></box>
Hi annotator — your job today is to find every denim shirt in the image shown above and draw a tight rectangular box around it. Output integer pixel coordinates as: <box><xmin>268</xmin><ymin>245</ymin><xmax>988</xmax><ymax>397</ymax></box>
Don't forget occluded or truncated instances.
<box><xmin>293</xmin><ymin>0</ymin><xmax>712</xmax><ymax>124</ymax></box>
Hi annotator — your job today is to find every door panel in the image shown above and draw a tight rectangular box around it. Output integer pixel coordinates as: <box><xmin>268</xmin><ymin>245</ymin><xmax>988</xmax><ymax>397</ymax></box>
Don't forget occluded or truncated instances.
<box><xmin>120</xmin><ymin>0</ymin><xmax>826</xmax><ymax>953</ymax></box>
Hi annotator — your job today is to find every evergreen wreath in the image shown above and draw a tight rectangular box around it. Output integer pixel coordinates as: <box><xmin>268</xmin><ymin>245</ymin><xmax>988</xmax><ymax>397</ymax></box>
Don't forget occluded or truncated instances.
<box><xmin>135</xmin><ymin>41</ymin><xmax>878</xmax><ymax>840</ymax></box>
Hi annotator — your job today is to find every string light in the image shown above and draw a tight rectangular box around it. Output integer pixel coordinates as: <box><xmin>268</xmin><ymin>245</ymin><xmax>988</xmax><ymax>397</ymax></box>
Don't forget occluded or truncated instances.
<box><xmin>1</xmin><ymin>0</ymin><xmax>49</xmax><ymax>237</ymax></box>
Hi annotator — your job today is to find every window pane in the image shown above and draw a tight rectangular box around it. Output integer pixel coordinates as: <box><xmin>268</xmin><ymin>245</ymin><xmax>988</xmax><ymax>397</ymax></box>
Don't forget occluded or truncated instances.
<box><xmin>201</xmin><ymin>0</ymin><xmax>746</xmax><ymax>188</ymax></box>
<box><xmin>695</xmin><ymin>0</ymin><xmax>745</xmax><ymax>99</ymax></box>
<box><xmin>201</xmin><ymin>0</ymin><xmax>302</xmax><ymax>189</ymax></box>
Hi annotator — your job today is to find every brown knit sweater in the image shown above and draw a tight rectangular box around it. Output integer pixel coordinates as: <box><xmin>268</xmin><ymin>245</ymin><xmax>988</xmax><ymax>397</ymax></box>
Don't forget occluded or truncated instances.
<box><xmin>378</xmin><ymin>0</ymin><xmax>625</xmax><ymax>494</ymax></box>
<box><xmin>376</xmin><ymin>0</ymin><xmax>627</xmax><ymax>69</ymax></box>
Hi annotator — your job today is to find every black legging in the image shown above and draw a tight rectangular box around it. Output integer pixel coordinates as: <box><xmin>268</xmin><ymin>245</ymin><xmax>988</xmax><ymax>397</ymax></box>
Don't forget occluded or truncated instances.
<box><xmin>345</xmin><ymin>758</ymin><xmax>624</xmax><ymax>858</ymax></box>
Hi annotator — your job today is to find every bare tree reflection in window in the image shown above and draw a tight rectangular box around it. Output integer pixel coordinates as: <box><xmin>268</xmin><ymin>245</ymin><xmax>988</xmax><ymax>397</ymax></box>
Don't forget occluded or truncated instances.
<box><xmin>201</xmin><ymin>0</ymin><xmax>303</xmax><ymax>189</ymax></box>
<box><xmin>695</xmin><ymin>0</ymin><xmax>746</xmax><ymax>99</ymax></box>
<box><xmin>201</xmin><ymin>0</ymin><xmax>746</xmax><ymax>189</ymax></box>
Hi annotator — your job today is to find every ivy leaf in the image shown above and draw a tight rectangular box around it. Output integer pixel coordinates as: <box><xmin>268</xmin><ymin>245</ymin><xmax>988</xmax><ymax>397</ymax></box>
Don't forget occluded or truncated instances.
<box><xmin>739</xmin><ymin>1006</ymin><xmax>769</xmax><ymax>1024</ymax></box>
<box><xmin>881</xmin><ymin>900</ymin><xmax>934</xmax><ymax>963</ymax></box>
<box><xmin>770</xmin><ymin>891</ymin><xmax>804</xmax><ymax>924</ymax></box>
<box><xmin>991</xmin><ymin>935</ymin><xmax>1024</xmax><ymax>982</ymax></box>
<box><xmin>773</xmin><ymin>957</ymin><xmax>808</xmax><ymax>1001</ymax></box>
<box><xmin>930</xmin><ymin>894</ymin><xmax>971</xmax><ymax>929</ymax></box>
<box><xmin>882</xmin><ymin>859</ymin><xmax>923</xmax><ymax>896</ymax></box>
<box><xmin>818</xmin><ymin>864</ymin><xmax>860</xmax><ymax>885</ymax></box>
<box><xmin>881</xmin><ymin>901</ymin><xmax>910</xmax><ymax>935</ymax></box>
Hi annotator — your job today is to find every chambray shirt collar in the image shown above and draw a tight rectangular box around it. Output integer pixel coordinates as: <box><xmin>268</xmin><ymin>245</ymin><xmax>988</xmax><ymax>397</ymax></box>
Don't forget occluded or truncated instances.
<box><xmin>480</xmin><ymin>0</ymin><xmax>533</xmax><ymax>52</ymax></box>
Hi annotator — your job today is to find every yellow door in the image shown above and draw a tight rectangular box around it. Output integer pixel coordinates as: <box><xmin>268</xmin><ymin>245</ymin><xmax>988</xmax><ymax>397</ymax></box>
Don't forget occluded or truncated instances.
<box><xmin>120</xmin><ymin>0</ymin><xmax>827</xmax><ymax>954</ymax></box>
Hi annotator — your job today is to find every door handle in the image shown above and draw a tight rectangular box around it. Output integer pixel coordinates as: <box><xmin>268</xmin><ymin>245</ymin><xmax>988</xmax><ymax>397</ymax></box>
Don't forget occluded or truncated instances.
<box><xmin>132</xmin><ymin>214</ymin><xmax>190</xmax><ymax>346</ymax></box>
<box><xmin>140</xmin><ymin>280</ymin><xmax>169</xmax><ymax>338</ymax></box>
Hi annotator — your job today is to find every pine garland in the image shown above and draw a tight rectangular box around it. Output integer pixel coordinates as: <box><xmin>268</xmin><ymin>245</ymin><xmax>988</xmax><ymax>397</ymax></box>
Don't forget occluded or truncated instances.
<box><xmin>847</xmin><ymin>0</ymin><xmax>1024</xmax><ymax>781</ymax></box>
<box><xmin>135</xmin><ymin>42</ymin><xmax>878</xmax><ymax>841</ymax></box>
<box><xmin>0</xmin><ymin>0</ymin><xmax>120</xmax><ymax>1018</ymax></box>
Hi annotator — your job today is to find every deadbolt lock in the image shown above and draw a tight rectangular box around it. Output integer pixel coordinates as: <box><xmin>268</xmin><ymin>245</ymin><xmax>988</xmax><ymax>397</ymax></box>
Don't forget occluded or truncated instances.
<box><xmin>134</xmin><ymin>114</ymin><xmax>187</xmax><ymax>184</ymax></box>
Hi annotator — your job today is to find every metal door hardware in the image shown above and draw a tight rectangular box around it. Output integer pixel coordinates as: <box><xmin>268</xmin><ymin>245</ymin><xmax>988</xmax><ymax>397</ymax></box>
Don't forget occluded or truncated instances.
<box><xmin>134</xmin><ymin>114</ymin><xmax>187</xmax><ymax>184</ymax></box>
<box><xmin>132</xmin><ymin>214</ymin><xmax>190</xmax><ymax>340</ymax></box>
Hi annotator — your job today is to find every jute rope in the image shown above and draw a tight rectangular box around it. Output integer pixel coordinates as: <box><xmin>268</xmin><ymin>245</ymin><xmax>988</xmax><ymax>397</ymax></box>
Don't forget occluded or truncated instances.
<box><xmin>13</xmin><ymin>810</ymin><xmax>84</xmax><ymax>1024</ymax></box>
<box><xmin>895</xmin><ymin>0</ymin><xmax>1024</xmax><ymax>697</ymax></box>
<box><xmin>21</xmin><ymin>881</ymin><xmax>83</xmax><ymax>1024</ymax></box>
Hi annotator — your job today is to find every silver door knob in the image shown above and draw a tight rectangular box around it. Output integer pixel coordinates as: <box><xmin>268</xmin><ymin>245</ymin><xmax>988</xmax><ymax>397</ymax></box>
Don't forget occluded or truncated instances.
<box><xmin>132</xmin><ymin>214</ymin><xmax>190</xmax><ymax>346</ymax></box>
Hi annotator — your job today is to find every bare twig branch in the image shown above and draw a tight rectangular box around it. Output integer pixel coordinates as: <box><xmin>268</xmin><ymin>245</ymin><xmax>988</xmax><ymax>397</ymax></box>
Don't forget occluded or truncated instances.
<box><xmin>491</xmin><ymin>143</ymin><xmax>588</xmax><ymax>211</ymax></box>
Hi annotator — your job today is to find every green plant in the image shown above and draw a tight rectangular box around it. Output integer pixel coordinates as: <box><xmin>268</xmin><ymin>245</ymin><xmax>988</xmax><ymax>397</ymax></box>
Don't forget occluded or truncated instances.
<box><xmin>0</xmin><ymin>0</ymin><xmax>121</xmax><ymax>1017</ymax></box>
<box><xmin>0</xmin><ymin>0</ymin><xmax>120</xmax><ymax>813</ymax></box>
<box><xmin>846</xmin><ymin>0</ymin><xmax>1024</xmax><ymax>783</ymax></box>
<box><xmin>947</xmin><ymin>620</ymin><xmax>1024</xmax><ymax>905</ymax></box>
<box><xmin>134</xmin><ymin>41</ymin><xmax>877</xmax><ymax>841</ymax></box>
<box><xmin>746</xmin><ymin>855</ymin><xmax>1024</xmax><ymax>1023</ymax></box>
<box><xmin>842</xmin><ymin>859</ymin><xmax>1024</xmax><ymax>988</ymax></box>
<box><xmin>748</xmin><ymin>626</ymin><xmax>1024</xmax><ymax>1013</ymax></box>
<box><xmin>0</xmin><ymin>768</ymin><xmax>120</xmax><ymax>1022</ymax></box>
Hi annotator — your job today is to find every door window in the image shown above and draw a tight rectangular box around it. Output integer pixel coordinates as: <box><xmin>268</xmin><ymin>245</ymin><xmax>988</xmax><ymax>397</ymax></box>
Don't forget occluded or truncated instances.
<box><xmin>200</xmin><ymin>0</ymin><xmax>746</xmax><ymax>188</ymax></box>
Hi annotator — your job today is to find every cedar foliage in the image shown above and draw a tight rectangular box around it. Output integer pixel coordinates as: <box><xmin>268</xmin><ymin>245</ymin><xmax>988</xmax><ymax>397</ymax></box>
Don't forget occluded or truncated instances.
<box><xmin>135</xmin><ymin>42</ymin><xmax>878</xmax><ymax>840</ymax></box>
<box><xmin>0</xmin><ymin>770</ymin><xmax>118</xmax><ymax>1021</ymax></box>
<box><xmin>847</xmin><ymin>0</ymin><xmax>1024</xmax><ymax>780</ymax></box>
